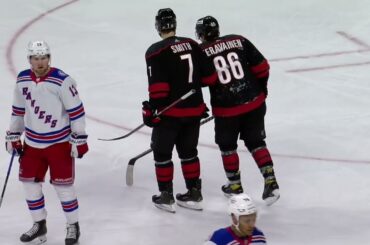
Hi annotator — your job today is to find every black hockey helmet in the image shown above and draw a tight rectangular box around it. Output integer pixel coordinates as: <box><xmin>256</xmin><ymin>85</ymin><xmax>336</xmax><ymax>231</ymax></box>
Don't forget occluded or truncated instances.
<box><xmin>155</xmin><ymin>8</ymin><xmax>177</xmax><ymax>33</ymax></box>
<box><xmin>195</xmin><ymin>16</ymin><xmax>220</xmax><ymax>41</ymax></box>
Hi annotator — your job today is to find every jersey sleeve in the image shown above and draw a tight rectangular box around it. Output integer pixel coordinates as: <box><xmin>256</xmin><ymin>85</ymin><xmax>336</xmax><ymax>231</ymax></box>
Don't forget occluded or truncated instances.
<box><xmin>9</xmin><ymin>83</ymin><xmax>25</xmax><ymax>133</ymax></box>
<box><xmin>242</xmin><ymin>37</ymin><xmax>270</xmax><ymax>87</ymax></box>
<box><xmin>145</xmin><ymin>50</ymin><xmax>170</xmax><ymax>108</ymax></box>
<box><xmin>195</xmin><ymin>43</ymin><xmax>218</xmax><ymax>86</ymax></box>
<box><xmin>60</xmin><ymin>76</ymin><xmax>86</xmax><ymax>134</ymax></box>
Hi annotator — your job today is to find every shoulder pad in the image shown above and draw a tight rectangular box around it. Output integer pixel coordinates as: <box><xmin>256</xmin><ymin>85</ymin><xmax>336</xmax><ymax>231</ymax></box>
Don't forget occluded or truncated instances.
<box><xmin>253</xmin><ymin>227</ymin><xmax>265</xmax><ymax>236</ymax></box>
<box><xmin>17</xmin><ymin>69</ymin><xmax>31</xmax><ymax>78</ymax></box>
<box><xmin>146</xmin><ymin>39</ymin><xmax>169</xmax><ymax>59</ymax></box>
<box><xmin>49</xmin><ymin>68</ymin><xmax>69</xmax><ymax>81</ymax></box>
<box><xmin>16</xmin><ymin>69</ymin><xmax>32</xmax><ymax>83</ymax></box>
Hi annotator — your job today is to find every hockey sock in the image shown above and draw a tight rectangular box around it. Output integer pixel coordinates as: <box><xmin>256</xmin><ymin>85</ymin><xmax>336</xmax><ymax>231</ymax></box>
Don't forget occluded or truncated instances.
<box><xmin>54</xmin><ymin>185</ymin><xmax>79</xmax><ymax>224</ymax></box>
<box><xmin>252</xmin><ymin>146</ymin><xmax>273</xmax><ymax>168</ymax></box>
<box><xmin>221</xmin><ymin>150</ymin><xmax>241</xmax><ymax>183</ymax></box>
<box><xmin>23</xmin><ymin>182</ymin><xmax>47</xmax><ymax>222</ymax></box>
<box><xmin>180</xmin><ymin>156</ymin><xmax>200</xmax><ymax>190</ymax></box>
<box><xmin>251</xmin><ymin>147</ymin><xmax>276</xmax><ymax>179</ymax></box>
<box><xmin>155</xmin><ymin>160</ymin><xmax>174</xmax><ymax>192</ymax></box>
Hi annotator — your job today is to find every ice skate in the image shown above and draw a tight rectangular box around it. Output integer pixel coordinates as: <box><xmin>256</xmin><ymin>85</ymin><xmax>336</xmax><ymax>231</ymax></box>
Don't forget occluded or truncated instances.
<box><xmin>263</xmin><ymin>176</ymin><xmax>280</xmax><ymax>206</ymax></box>
<box><xmin>221</xmin><ymin>182</ymin><xmax>244</xmax><ymax>197</ymax></box>
<box><xmin>20</xmin><ymin>219</ymin><xmax>47</xmax><ymax>244</ymax></box>
<box><xmin>65</xmin><ymin>222</ymin><xmax>80</xmax><ymax>245</ymax></box>
<box><xmin>152</xmin><ymin>191</ymin><xmax>176</xmax><ymax>213</ymax></box>
<box><xmin>176</xmin><ymin>184</ymin><xmax>203</xmax><ymax>211</ymax></box>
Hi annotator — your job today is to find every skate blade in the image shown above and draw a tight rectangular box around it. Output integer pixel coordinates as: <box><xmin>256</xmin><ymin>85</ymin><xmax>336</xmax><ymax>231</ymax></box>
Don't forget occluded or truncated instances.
<box><xmin>223</xmin><ymin>193</ymin><xmax>232</xmax><ymax>198</ymax></box>
<box><xmin>264</xmin><ymin>189</ymin><xmax>280</xmax><ymax>206</ymax></box>
<box><xmin>154</xmin><ymin>203</ymin><xmax>176</xmax><ymax>213</ymax></box>
<box><xmin>223</xmin><ymin>192</ymin><xmax>242</xmax><ymax>198</ymax></box>
<box><xmin>25</xmin><ymin>235</ymin><xmax>47</xmax><ymax>244</ymax></box>
<box><xmin>177</xmin><ymin>200</ymin><xmax>203</xmax><ymax>211</ymax></box>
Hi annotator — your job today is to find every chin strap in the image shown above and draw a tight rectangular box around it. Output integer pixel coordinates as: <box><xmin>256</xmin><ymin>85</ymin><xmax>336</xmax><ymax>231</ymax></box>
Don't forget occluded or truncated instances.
<box><xmin>231</xmin><ymin>214</ymin><xmax>242</xmax><ymax>234</ymax></box>
<box><xmin>232</xmin><ymin>223</ymin><xmax>242</xmax><ymax>234</ymax></box>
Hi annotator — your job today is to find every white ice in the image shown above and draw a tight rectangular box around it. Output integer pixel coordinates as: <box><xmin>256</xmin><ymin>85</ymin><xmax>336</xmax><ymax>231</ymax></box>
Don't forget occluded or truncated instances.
<box><xmin>0</xmin><ymin>0</ymin><xmax>370</xmax><ymax>244</ymax></box>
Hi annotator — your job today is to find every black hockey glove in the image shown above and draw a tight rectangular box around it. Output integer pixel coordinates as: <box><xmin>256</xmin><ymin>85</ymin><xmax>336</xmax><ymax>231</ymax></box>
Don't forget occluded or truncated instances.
<box><xmin>142</xmin><ymin>101</ymin><xmax>161</xmax><ymax>127</ymax></box>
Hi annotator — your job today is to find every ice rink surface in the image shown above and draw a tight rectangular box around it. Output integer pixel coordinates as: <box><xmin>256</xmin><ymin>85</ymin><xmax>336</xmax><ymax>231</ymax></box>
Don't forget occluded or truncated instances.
<box><xmin>0</xmin><ymin>0</ymin><xmax>369</xmax><ymax>244</ymax></box>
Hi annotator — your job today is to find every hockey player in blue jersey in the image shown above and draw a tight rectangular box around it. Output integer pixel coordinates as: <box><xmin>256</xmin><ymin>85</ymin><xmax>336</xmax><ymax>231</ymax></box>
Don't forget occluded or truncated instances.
<box><xmin>204</xmin><ymin>194</ymin><xmax>267</xmax><ymax>244</ymax></box>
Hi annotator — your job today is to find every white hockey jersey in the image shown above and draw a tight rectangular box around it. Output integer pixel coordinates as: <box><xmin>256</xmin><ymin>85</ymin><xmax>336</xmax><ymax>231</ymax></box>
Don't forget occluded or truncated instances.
<box><xmin>9</xmin><ymin>67</ymin><xmax>86</xmax><ymax>149</ymax></box>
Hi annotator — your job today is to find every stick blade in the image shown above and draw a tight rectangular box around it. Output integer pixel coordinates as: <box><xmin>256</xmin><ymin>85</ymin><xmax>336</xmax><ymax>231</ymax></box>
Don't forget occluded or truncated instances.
<box><xmin>125</xmin><ymin>148</ymin><xmax>152</xmax><ymax>186</ymax></box>
<box><xmin>126</xmin><ymin>164</ymin><xmax>134</xmax><ymax>186</ymax></box>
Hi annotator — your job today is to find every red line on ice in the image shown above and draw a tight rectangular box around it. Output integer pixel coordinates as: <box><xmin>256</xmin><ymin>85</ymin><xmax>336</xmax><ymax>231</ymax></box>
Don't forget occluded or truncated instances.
<box><xmin>270</xmin><ymin>49</ymin><xmax>370</xmax><ymax>62</ymax></box>
<box><xmin>5</xmin><ymin>0</ymin><xmax>79</xmax><ymax>77</ymax></box>
<box><xmin>336</xmin><ymin>31</ymin><xmax>370</xmax><ymax>49</ymax></box>
<box><xmin>286</xmin><ymin>60</ymin><xmax>370</xmax><ymax>73</ymax></box>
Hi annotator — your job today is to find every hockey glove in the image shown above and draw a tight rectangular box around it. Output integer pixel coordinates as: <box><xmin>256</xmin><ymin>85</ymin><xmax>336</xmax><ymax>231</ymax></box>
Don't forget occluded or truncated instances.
<box><xmin>142</xmin><ymin>101</ymin><xmax>161</xmax><ymax>127</ymax></box>
<box><xmin>5</xmin><ymin>131</ymin><xmax>23</xmax><ymax>156</ymax></box>
<box><xmin>70</xmin><ymin>133</ymin><xmax>89</xmax><ymax>158</ymax></box>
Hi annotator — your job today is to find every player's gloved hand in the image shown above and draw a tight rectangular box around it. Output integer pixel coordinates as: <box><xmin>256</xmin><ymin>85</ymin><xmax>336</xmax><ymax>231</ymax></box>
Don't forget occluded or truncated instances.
<box><xmin>142</xmin><ymin>101</ymin><xmax>161</xmax><ymax>127</ymax></box>
<box><xmin>70</xmin><ymin>133</ymin><xmax>88</xmax><ymax>158</ymax></box>
<box><xmin>5</xmin><ymin>131</ymin><xmax>23</xmax><ymax>156</ymax></box>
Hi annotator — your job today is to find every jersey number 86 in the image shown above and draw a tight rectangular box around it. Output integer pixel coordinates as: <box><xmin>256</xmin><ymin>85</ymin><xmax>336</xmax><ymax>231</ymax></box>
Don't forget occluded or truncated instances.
<box><xmin>213</xmin><ymin>52</ymin><xmax>244</xmax><ymax>84</ymax></box>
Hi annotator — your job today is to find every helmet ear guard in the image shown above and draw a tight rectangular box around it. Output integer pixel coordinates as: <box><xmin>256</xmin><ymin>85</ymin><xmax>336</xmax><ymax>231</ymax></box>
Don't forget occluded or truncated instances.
<box><xmin>195</xmin><ymin>16</ymin><xmax>219</xmax><ymax>41</ymax></box>
<box><xmin>155</xmin><ymin>8</ymin><xmax>177</xmax><ymax>33</ymax></box>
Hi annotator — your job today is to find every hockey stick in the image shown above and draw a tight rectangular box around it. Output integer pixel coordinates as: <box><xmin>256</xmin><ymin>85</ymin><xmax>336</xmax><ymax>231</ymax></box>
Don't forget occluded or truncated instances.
<box><xmin>0</xmin><ymin>151</ymin><xmax>16</xmax><ymax>208</ymax></box>
<box><xmin>99</xmin><ymin>89</ymin><xmax>196</xmax><ymax>141</ymax></box>
<box><xmin>125</xmin><ymin>148</ymin><xmax>152</xmax><ymax>186</ymax></box>
<box><xmin>126</xmin><ymin>115</ymin><xmax>215</xmax><ymax>186</ymax></box>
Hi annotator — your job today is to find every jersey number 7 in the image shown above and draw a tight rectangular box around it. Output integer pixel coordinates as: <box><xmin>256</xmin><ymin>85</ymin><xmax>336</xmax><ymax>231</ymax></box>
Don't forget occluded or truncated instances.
<box><xmin>180</xmin><ymin>54</ymin><xmax>194</xmax><ymax>83</ymax></box>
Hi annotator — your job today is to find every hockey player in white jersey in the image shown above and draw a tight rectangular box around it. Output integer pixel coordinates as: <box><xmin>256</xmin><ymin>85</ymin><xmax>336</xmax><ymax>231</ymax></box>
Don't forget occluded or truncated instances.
<box><xmin>204</xmin><ymin>194</ymin><xmax>267</xmax><ymax>244</ymax></box>
<box><xmin>5</xmin><ymin>41</ymin><xmax>88</xmax><ymax>245</ymax></box>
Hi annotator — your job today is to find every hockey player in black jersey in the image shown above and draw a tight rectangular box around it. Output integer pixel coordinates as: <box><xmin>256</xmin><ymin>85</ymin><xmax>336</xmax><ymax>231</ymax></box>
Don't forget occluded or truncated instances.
<box><xmin>195</xmin><ymin>16</ymin><xmax>280</xmax><ymax>205</ymax></box>
<box><xmin>142</xmin><ymin>8</ymin><xmax>217</xmax><ymax>213</ymax></box>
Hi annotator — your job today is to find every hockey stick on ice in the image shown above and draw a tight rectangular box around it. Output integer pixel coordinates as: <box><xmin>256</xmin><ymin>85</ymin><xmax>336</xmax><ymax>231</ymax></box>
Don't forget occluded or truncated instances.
<box><xmin>126</xmin><ymin>115</ymin><xmax>215</xmax><ymax>186</ymax></box>
<box><xmin>0</xmin><ymin>151</ymin><xmax>16</xmax><ymax>208</ymax></box>
<box><xmin>125</xmin><ymin>148</ymin><xmax>153</xmax><ymax>186</ymax></box>
<box><xmin>99</xmin><ymin>89</ymin><xmax>196</xmax><ymax>141</ymax></box>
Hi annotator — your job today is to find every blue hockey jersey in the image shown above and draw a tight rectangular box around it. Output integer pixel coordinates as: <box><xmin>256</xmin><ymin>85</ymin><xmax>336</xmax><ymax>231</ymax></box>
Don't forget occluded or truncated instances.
<box><xmin>204</xmin><ymin>226</ymin><xmax>266</xmax><ymax>245</ymax></box>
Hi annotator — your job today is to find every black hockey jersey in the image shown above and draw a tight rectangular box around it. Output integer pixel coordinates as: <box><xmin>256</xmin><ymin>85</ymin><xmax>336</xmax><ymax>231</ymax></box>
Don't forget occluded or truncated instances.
<box><xmin>145</xmin><ymin>36</ymin><xmax>217</xmax><ymax>117</ymax></box>
<box><xmin>199</xmin><ymin>34</ymin><xmax>270</xmax><ymax>117</ymax></box>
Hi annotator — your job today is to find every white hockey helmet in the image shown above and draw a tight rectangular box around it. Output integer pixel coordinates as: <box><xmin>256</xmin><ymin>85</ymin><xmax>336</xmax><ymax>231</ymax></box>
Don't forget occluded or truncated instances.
<box><xmin>27</xmin><ymin>41</ymin><xmax>50</xmax><ymax>59</ymax></box>
<box><xmin>228</xmin><ymin>194</ymin><xmax>257</xmax><ymax>220</ymax></box>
